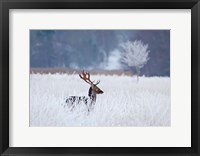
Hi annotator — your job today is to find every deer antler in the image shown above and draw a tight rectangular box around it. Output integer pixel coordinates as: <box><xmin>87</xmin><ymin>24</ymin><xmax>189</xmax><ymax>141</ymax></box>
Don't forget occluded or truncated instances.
<box><xmin>94</xmin><ymin>80</ymin><xmax>100</xmax><ymax>86</ymax></box>
<box><xmin>79</xmin><ymin>71</ymin><xmax>93</xmax><ymax>85</ymax></box>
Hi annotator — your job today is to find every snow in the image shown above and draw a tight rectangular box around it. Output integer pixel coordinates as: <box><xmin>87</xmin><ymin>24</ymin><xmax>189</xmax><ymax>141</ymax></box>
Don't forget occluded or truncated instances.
<box><xmin>30</xmin><ymin>74</ymin><xmax>170</xmax><ymax>127</ymax></box>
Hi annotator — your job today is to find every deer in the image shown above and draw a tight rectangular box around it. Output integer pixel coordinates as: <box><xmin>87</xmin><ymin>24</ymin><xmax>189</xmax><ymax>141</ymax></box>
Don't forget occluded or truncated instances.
<box><xmin>64</xmin><ymin>71</ymin><xmax>103</xmax><ymax>112</ymax></box>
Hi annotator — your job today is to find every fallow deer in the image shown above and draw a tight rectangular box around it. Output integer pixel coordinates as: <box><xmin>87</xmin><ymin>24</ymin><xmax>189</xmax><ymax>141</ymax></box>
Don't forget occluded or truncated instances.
<box><xmin>64</xmin><ymin>71</ymin><xmax>103</xmax><ymax>112</ymax></box>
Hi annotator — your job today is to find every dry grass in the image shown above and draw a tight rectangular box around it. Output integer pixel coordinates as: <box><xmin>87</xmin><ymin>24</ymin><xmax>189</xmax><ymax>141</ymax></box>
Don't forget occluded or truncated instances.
<box><xmin>30</xmin><ymin>68</ymin><xmax>134</xmax><ymax>76</ymax></box>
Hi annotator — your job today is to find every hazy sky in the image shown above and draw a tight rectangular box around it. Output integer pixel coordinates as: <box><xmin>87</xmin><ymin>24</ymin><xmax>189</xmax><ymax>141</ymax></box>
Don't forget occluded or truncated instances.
<box><xmin>30</xmin><ymin>30</ymin><xmax>170</xmax><ymax>76</ymax></box>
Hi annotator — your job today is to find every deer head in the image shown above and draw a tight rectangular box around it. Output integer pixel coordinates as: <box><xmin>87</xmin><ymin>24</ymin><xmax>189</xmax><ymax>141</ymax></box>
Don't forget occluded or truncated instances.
<box><xmin>79</xmin><ymin>71</ymin><xmax>103</xmax><ymax>95</ymax></box>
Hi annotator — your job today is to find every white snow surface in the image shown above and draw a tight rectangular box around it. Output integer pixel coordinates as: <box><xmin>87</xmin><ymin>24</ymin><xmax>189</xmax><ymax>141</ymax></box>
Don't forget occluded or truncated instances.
<box><xmin>30</xmin><ymin>74</ymin><xmax>170</xmax><ymax>127</ymax></box>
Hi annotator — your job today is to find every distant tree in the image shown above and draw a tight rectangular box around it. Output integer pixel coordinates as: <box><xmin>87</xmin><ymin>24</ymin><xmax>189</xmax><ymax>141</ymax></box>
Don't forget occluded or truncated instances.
<box><xmin>120</xmin><ymin>40</ymin><xmax>150</xmax><ymax>81</ymax></box>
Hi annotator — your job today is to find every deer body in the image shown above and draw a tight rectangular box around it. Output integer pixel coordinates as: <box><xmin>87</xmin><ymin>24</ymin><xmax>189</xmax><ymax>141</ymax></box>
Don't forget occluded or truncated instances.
<box><xmin>65</xmin><ymin>71</ymin><xmax>103</xmax><ymax>112</ymax></box>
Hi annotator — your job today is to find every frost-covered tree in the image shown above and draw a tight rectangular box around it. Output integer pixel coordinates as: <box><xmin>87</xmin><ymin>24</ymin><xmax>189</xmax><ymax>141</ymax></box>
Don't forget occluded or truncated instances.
<box><xmin>120</xmin><ymin>40</ymin><xmax>150</xmax><ymax>81</ymax></box>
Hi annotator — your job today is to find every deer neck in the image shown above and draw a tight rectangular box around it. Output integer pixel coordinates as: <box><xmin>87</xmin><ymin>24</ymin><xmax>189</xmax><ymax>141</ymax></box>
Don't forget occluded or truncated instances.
<box><xmin>88</xmin><ymin>87</ymin><xmax>96</xmax><ymax>102</ymax></box>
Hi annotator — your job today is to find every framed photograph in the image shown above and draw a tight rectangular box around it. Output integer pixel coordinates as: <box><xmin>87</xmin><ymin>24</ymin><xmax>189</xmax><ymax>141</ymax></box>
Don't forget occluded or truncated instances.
<box><xmin>0</xmin><ymin>0</ymin><xmax>199</xmax><ymax>155</ymax></box>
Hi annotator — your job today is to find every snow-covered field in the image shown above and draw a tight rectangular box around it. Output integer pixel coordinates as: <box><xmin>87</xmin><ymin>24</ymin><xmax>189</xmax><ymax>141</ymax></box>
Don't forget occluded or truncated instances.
<box><xmin>30</xmin><ymin>74</ymin><xmax>170</xmax><ymax>127</ymax></box>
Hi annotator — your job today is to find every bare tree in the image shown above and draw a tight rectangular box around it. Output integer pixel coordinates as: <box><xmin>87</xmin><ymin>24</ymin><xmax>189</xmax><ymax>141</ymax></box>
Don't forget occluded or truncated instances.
<box><xmin>120</xmin><ymin>40</ymin><xmax>150</xmax><ymax>81</ymax></box>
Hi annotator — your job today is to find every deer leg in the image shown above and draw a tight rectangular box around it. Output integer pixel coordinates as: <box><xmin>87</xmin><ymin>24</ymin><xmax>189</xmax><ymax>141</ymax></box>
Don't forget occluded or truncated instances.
<box><xmin>86</xmin><ymin>103</ymin><xmax>90</xmax><ymax>113</ymax></box>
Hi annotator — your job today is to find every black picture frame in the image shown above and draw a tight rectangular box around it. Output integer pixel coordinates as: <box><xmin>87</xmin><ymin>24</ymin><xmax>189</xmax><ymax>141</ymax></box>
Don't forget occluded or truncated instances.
<box><xmin>0</xmin><ymin>0</ymin><xmax>200</xmax><ymax>155</ymax></box>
